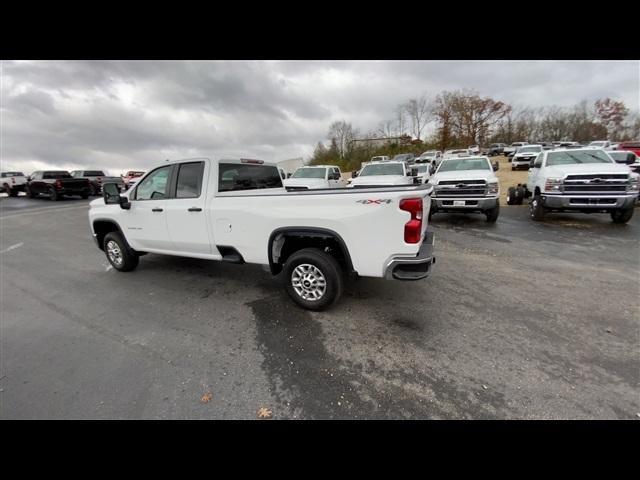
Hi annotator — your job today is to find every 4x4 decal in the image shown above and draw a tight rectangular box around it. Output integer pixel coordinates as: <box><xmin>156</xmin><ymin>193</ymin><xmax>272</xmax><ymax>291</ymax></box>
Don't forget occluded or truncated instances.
<box><xmin>356</xmin><ymin>199</ymin><xmax>392</xmax><ymax>204</ymax></box>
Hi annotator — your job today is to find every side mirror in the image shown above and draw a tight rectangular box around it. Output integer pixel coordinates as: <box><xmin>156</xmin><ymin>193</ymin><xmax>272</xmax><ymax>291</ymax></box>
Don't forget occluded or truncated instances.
<box><xmin>626</xmin><ymin>154</ymin><xmax>636</xmax><ymax>165</ymax></box>
<box><xmin>353</xmin><ymin>171</ymin><xmax>358</xmax><ymax>178</ymax></box>
<box><xmin>430</xmin><ymin>165</ymin><xmax>436</xmax><ymax>175</ymax></box>
<box><xmin>103</xmin><ymin>182</ymin><xmax>130</xmax><ymax>209</ymax></box>
<box><xmin>287</xmin><ymin>173</ymin><xmax>292</xmax><ymax>178</ymax></box>
<box><xmin>492</xmin><ymin>161</ymin><xmax>499</xmax><ymax>171</ymax></box>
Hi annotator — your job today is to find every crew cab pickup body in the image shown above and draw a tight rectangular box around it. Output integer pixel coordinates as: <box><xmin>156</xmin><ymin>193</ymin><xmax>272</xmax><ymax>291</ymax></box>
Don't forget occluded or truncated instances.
<box><xmin>524</xmin><ymin>148</ymin><xmax>638</xmax><ymax>223</ymax></box>
<box><xmin>430</xmin><ymin>156</ymin><xmax>501</xmax><ymax>222</ymax></box>
<box><xmin>89</xmin><ymin>158</ymin><xmax>436</xmax><ymax>310</ymax></box>
<box><xmin>348</xmin><ymin>161</ymin><xmax>414</xmax><ymax>188</ymax></box>
<box><xmin>1</xmin><ymin>172</ymin><xmax>27</xmax><ymax>196</ymax></box>
<box><xmin>70</xmin><ymin>170</ymin><xmax>125</xmax><ymax>195</ymax></box>
<box><xmin>283</xmin><ymin>165</ymin><xmax>344</xmax><ymax>190</ymax></box>
<box><xmin>26</xmin><ymin>171</ymin><xmax>91</xmax><ymax>201</ymax></box>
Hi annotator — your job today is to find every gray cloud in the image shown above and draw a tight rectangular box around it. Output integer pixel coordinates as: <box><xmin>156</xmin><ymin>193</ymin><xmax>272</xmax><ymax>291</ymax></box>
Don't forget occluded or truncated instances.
<box><xmin>1</xmin><ymin>60</ymin><xmax>638</xmax><ymax>174</ymax></box>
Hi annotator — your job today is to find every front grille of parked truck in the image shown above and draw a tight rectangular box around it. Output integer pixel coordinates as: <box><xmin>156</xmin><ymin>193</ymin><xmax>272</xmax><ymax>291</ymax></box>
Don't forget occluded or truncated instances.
<box><xmin>562</xmin><ymin>174</ymin><xmax>629</xmax><ymax>195</ymax></box>
<box><xmin>435</xmin><ymin>180</ymin><xmax>487</xmax><ymax>197</ymax></box>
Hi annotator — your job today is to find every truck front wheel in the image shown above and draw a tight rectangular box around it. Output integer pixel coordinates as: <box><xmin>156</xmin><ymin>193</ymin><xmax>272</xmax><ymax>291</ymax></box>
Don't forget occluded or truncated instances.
<box><xmin>283</xmin><ymin>248</ymin><xmax>344</xmax><ymax>311</ymax></box>
<box><xmin>103</xmin><ymin>232</ymin><xmax>139</xmax><ymax>272</ymax></box>
<box><xmin>611</xmin><ymin>206</ymin><xmax>634</xmax><ymax>224</ymax></box>
<box><xmin>485</xmin><ymin>204</ymin><xmax>500</xmax><ymax>223</ymax></box>
<box><xmin>529</xmin><ymin>194</ymin><xmax>546</xmax><ymax>221</ymax></box>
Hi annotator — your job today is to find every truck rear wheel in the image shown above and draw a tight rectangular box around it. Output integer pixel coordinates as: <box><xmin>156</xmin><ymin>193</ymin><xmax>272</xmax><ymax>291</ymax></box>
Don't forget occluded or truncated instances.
<box><xmin>611</xmin><ymin>206</ymin><xmax>634</xmax><ymax>224</ymax></box>
<box><xmin>506</xmin><ymin>187</ymin><xmax>516</xmax><ymax>205</ymax></box>
<box><xmin>49</xmin><ymin>187</ymin><xmax>60</xmax><ymax>201</ymax></box>
<box><xmin>283</xmin><ymin>248</ymin><xmax>343</xmax><ymax>311</ymax></box>
<box><xmin>529</xmin><ymin>194</ymin><xmax>546</xmax><ymax>221</ymax></box>
<box><xmin>9</xmin><ymin>188</ymin><xmax>19</xmax><ymax>197</ymax></box>
<box><xmin>515</xmin><ymin>186</ymin><xmax>525</xmax><ymax>205</ymax></box>
<box><xmin>103</xmin><ymin>232</ymin><xmax>139</xmax><ymax>272</ymax></box>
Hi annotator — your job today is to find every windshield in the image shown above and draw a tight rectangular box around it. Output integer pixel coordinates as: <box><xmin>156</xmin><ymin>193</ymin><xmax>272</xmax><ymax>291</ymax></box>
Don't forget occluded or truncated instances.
<box><xmin>437</xmin><ymin>158</ymin><xmax>491</xmax><ymax>173</ymax></box>
<box><xmin>519</xmin><ymin>146</ymin><xmax>542</xmax><ymax>153</ymax></box>
<box><xmin>421</xmin><ymin>151</ymin><xmax>436</xmax><ymax>156</ymax></box>
<box><xmin>291</xmin><ymin>167</ymin><xmax>326</xmax><ymax>179</ymax></box>
<box><xmin>84</xmin><ymin>170</ymin><xmax>105</xmax><ymax>177</ymax></box>
<box><xmin>2</xmin><ymin>172</ymin><xmax>24</xmax><ymax>177</ymax></box>
<box><xmin>393</xmin><ymin>155</ymin><xmax>412</xmax><ymax>161</ymax></box>
<box><xmin>43</xmin><ymin>171</ymin><xmax>72</xmax><ymax>179</ymax></box>
<box><xmin>360</xmin><ymin>163</ymin><xmax>404</xmax><ymax>176</ymax></box>
<box><xmin>414</xmin><ymin>166</ymin><xmax>430</xmax><ymax>173</ymax></box>
<box><xmin>546</xmin><ymin>150</ymin><xmax>613</xmax><ymax>166</ymax></box>
<box><xmin>589</xmin><ymin>141</ymin><xmax>606</xmax><ymax>147</ymax></box>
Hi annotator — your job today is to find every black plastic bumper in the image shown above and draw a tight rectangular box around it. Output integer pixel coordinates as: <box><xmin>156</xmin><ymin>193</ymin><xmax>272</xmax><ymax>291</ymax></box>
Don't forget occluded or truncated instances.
<box><xmin>385</xmin><ymin>231</ymin><xmax>436</xmax><ymax>281</ymax></box>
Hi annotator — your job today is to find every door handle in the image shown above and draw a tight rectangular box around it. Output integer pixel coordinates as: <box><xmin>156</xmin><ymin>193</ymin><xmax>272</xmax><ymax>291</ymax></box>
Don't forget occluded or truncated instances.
<box><xmin>152</xmin><ymin>208</ymin><xmax>163</xmax><ymax>212</ymax></box>
<box><xmin>188</xmin><ymin>207</ymin><xmax>202</xmax><ymax>212</ymax></box>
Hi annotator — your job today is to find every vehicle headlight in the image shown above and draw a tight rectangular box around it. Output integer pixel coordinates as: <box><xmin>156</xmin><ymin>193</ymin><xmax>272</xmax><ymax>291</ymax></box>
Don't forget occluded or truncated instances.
<box><xmin>544</xmin><ymin>177</ymin><xmax>563</xmax><ymax>193</ymax></box>
<box><xmin>628</xmin><ymin>175</ymin><xmax>639</xmax><ymax>192</ymax></box>
<box><xmin>487</xmin><ymin>181</ymin><xmax>499</xmax><ymax>195</ymax></box>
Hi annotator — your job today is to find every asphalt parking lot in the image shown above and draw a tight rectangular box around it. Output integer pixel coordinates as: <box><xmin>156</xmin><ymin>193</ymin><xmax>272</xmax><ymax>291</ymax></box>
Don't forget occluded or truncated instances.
<box><xmin>1</xmin><ymin>194</ymin><xmax>639</xmax><ymax>419</ymax></box>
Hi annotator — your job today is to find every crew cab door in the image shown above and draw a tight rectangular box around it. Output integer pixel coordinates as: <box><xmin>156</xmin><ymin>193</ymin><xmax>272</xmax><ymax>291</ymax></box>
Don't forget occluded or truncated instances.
<box><xmin>163</xmin><ymin>160</ymin><xmax>213</xmax><ymax>255</ymax></box>
<box><xmin>123</xmin><ymin>165</ymin><xmax>173</xmax><ymax>251</ymax></box>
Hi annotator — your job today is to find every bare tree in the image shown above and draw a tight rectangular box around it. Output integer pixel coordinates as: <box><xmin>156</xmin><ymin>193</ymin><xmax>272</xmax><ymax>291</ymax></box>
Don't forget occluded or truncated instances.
<box><xmin>394</xmin><ymin>105</ymin><xmax>407</xmax><ymax>137</ymax></box>
<box><xmin>327</xmin><ymin>120</ymin><xmax>358</xmax><ymax>159</ymax></box>
<box><xmin>404</xmin><ymin>95</ymin><xmax>432</xmax><ymax>141</ymax></box>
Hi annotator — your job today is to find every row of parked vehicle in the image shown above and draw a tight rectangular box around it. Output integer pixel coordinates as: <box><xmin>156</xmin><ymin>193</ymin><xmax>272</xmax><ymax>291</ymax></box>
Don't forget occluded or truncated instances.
<box><xmin>0</xmin><ymin>169</ymin><xmax>146</xmax><ymax>200</ymax></box>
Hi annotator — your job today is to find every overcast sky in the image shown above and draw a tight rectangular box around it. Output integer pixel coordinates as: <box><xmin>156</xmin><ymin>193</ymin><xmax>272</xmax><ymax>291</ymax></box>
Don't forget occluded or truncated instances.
<box><xmin>1</xmin><ymin>60</ymin><xmax>638</xmax><ymax>175</ymax></box>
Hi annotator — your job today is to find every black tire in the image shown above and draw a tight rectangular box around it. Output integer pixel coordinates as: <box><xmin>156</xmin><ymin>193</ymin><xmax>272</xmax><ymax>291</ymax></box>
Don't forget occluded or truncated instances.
<box><xmin>81</xmin><ymin>193</ymin><xmax>89</xmax><ymax>199</ymax></box>
<box><xmin>515</xmin><ymin>186</ymin><xmax>525</xmax><ymax>205</ymax></box>
<box><xmin>49</xmin><ymin>187</ymin><xmax>60</xmax><ymax>201</ymax></box>
<box><xmin>611</xmin><ymin>206</ymin><xmax>634</xmax><ymax>224</ymax></box>
<box><xmin>103</xmin><ymin>232</ymin><xmax>139</xmax><ymax>272</ymax></box>
<box><xmin>485</xmin><ymin>203</ymin><xmax>500</xmax><ymax>223</ymax></box>
<box><xmin>26</xmin><ymin>185</ymin><xmax>36</xmax><ymax>198</ymax></box>
<box><xmin>511</xmin><ymin>165</ymin><xmax>515</xmax><ymax>171</ymax></box>
<box><xmin>9</xmin><ymin>188</ymin><xmax>19</xmax><ymax>197</ymax></box>
<box><xmin>89</xmin><ymin>184</ymin><xmax>97</xmax><ymax>196</ymax></box>
<box><xmin>283</xmin><ymin>247</ymin><xmax>343</xmax><ymax>311</ymax></box>
<box><xmin>529</xmin><ymin>194</ymin><xmax>546</xmax><ymax>221</ymax></box>
<box><xmin>506</xmin><ymin>187</ymin><xmax>517</xmax><ymax>205</ymax></box>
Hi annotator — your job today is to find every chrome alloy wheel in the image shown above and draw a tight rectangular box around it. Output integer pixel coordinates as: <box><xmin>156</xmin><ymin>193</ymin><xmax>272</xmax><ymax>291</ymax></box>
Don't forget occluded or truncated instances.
<box><xmin>291</xmin><ymin>263</ymin><xmax>327</xmax><ymax>301</ymax></box>
<box><xmin>106</xmin><ymin>240</ymin><xmax>123</xmax><ymax>266</ymax></box>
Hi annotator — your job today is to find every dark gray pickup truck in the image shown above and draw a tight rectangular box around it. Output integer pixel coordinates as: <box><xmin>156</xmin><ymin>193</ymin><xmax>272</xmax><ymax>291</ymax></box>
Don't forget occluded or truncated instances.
<box><xmin>26</xmin><ymin>170</ymin><xmax>91</xmax><ymax>201</ymax></box>
<box><xmin>70</xmin><ymin>170</ymin><xmax>125</xmax><ymax>195</ymax></box>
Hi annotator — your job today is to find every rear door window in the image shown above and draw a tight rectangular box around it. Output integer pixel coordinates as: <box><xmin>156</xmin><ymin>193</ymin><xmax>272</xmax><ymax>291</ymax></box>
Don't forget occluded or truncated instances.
<box><xmin>175</xmin><ymin>162</ymin><xmax>205</xmax><ymax>198</ymax></box>
<box><xmin>218</xmin><ymin>163</ymin><xmax>283</xmax><ymax>192</ymax></box>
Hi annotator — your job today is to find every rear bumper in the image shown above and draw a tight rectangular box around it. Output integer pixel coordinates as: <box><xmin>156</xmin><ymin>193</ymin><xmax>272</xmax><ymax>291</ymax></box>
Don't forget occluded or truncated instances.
<box><xmin>542</xmin><ymin>194</ymin><xmax>636</xmax><ymax>210</ymax></box>
<box><xmin>384</xmin><ymin>231</ymin><xmax>436</xmax><ymax>281</ymax></box>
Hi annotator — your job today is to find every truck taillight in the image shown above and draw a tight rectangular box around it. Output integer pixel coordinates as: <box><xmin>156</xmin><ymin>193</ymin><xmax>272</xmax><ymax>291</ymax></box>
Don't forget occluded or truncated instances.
<box><xmin>55</xmin><ymin>179</ymin><xmax>63</xmax><ymax>188</ymax></box>
<box><xmin>400</xmin><ymin>197</ymin><xmax>423</xmax><ymax>244</ymax></box>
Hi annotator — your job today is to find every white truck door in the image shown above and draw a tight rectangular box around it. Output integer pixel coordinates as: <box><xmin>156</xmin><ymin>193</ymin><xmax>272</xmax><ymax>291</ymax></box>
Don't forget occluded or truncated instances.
<box><xmin>164</xmin><ymin>160</ymin><xmax>213</xmax><ymax>255</ymax></box>
<box><xmin>123</xmin><ymin>165</ymin><xmax>173</xmax><ymax>251</ymax></box>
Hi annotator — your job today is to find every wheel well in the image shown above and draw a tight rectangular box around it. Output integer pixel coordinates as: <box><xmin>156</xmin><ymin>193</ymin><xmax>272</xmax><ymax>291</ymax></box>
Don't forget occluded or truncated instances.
<box><xmin>268</xmin><ymin>228</ymin><xmax>354</xmax><ymax>276</ymax></box>
<box><xmin>534</xmin><ymin>186</ymin><xmax>541</xmax><ymax>196</ymax></box>
<box><xmin>93</xmin><ymin>220</ymin><xmax>122</xmax><ymax>251</ymax></box>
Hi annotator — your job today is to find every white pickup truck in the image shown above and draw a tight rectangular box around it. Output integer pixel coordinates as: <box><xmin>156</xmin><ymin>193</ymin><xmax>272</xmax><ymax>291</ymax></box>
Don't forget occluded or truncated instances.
<box><xmin>429</xmin><ymin>156</ymin><xmax>501</xmax><ymax>223</ymax></box>
<box><xmin>348</xmin><ymin>161</ymin><xmax>414</xmax><ymax>188</ymax></box>
<box><xmin>517</xmin><ymin>148</ymin><xmax>638</xmax><ymax>223</ymax></box>
<box><xmin>89</xmin><ymin>158</ymin><xmax>436</xmax><ymax>310</ymax></box>
<box><xmin>1</xmin><ymin>171</ymin><xmax>27</xmax><ymax>197</ymax></box>
<box><xmin>282</xmin><ymin>165</ymin><xmax>344</xmax><ymax>190</ymax></box>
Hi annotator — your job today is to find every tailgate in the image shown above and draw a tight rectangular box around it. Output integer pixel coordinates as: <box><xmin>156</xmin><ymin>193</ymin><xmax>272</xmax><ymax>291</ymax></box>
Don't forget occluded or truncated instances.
<box><xmin>61</xmin><ymin>179</ymin><xmax>89</xmax><ymax>188</ymax></box>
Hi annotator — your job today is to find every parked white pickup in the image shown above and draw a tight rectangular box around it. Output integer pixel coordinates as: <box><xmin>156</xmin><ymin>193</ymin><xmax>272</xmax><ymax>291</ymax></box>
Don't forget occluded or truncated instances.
<box><xmin>523</xmin><ymin>148</ymin><xmax>638</xmax><ymax>223</ymax></box>
<box><xmin>348</xmin><ymin>161</ymin><xmax>414</xmax><ymax>188</ymax></box>
<box><xmin>1</xmin><ymin>171</ymin><xmax>27</xmax><ymax>197</ymax></box>
<box><xmin>89</xmin><ymin>158</ymin><xmax>436</xmax><ymax>310</ymax></box>
<box><xmin>283</xmin><ymin>165</ymin><xmax>345</xmax><ymax>190</ymax></box>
